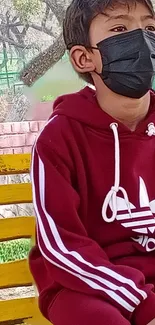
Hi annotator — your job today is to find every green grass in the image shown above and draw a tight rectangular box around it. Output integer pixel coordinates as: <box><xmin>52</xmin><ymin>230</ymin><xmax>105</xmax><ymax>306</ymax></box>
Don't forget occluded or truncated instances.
<box><xmin>0</xmin><ymin>239</ymin><xmax>31</xmax><ymax>263</ymax></box>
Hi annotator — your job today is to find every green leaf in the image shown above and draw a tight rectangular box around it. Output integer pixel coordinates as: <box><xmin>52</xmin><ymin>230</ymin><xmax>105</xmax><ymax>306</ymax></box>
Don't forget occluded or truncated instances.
<box><xmin>13</xmin><ymin>0</ymin><xmax>41</xmax><ymax>20</ymax></box>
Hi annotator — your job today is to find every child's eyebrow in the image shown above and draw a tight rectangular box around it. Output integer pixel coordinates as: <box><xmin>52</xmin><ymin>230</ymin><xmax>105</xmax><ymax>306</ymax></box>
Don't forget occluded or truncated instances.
<box><xmin>103</xmin><ymin>14</ymin><xmax>135</xmax><ymax>22</ymax></box>
<box><xmin>103</xmin><ymin>13</ymin><xmax>155</xmax><ymax>23</ymax></box>
<box><xmin>140</xmin><ymin>14</ymin><xmax>155</xmax><ymax>22</ymax></box>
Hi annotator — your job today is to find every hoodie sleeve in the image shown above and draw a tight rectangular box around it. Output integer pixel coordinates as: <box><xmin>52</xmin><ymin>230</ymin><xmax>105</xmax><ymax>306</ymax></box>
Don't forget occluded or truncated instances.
<box><xmin>30</xmin><ymin>138</ymin><xmax>155</xmax><ymax>325</ymax></box>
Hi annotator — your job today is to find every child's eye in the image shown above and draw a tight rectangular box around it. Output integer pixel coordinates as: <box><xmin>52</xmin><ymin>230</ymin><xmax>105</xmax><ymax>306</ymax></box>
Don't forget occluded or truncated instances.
<box><xmin>110</xmin><ymin>26</ymin><xmax>127</xmax><ymax>33</ymax></box>
<box><xmin>145</xmin><ymin>25</ymin><xmax>155</xmax><ymax>32</ymax></box>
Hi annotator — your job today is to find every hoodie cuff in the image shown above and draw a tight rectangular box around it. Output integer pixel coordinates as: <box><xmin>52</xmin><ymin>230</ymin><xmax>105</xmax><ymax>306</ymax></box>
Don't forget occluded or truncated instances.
<box><xmin>132</xmin><ymin>292</ymin><xmax>155</xmax><ymax>325</ymax></box>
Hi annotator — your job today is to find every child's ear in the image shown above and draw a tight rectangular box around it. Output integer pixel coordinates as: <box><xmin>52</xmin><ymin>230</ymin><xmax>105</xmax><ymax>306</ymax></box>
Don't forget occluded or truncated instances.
<box><xmin>70</xmin><ymin>46</ymin><xmax>95</xmax><ymax>73</ymax></box>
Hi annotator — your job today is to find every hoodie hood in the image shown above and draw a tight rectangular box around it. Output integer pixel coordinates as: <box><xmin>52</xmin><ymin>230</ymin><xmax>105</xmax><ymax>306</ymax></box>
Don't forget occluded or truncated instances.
<box><xmin>52</xmin><ymin>86</ymin><xmax>155</xmax><ymax>135</ymax></box>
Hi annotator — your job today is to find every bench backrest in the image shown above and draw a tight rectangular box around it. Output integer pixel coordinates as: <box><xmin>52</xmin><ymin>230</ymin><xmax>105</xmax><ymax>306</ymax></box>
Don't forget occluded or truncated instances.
<box><xmin>0</xmin><ymin>154</ymin><xmax>50</xmax><ymax>325</ymax></box>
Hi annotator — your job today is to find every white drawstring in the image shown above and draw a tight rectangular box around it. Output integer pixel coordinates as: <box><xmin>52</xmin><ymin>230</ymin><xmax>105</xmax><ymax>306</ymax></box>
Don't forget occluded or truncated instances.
<box><xmin>102</xmin><ymin>123</ymin><xmax>132</xmax><ymax>223</ymax></box>
<box><xmin>146</xmin><ymin>123</ymin><xmax>155</xmax><ymax>136</ymax></box>
<box><xmin>102</xmin><ymin>122</ymin><xmax>155</xmax><ymax>223</ymax></box>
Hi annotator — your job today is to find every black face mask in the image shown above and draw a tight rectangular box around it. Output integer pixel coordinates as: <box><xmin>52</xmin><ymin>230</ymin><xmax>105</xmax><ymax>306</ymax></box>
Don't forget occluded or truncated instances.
<box><xmin>92</xmin><ymin>29</ymin><xmax>155</xmax><ymax>98</ymax></box>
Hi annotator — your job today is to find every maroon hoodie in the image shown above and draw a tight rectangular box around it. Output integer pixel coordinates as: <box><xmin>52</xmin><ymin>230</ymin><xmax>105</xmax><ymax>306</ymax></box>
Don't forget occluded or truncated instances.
<box><xmin>30</xmin><ymin>86</ymin><xmax>155</xmax><ymax>325</ymax></box>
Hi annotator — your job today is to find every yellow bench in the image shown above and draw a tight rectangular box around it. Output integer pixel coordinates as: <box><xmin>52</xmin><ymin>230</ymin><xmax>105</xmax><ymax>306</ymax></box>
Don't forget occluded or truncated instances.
<box><xmin>0</xmin><ymin>154</ymin><xmax>51</xmax><ymax>325</ymax></box>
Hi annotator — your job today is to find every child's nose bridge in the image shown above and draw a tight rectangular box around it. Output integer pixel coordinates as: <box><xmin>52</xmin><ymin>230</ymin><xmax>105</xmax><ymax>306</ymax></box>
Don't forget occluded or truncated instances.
<box><xmin>128</xmin><ymin>23</ymin><xmax>143</xmax><ymax>32</ymax></box>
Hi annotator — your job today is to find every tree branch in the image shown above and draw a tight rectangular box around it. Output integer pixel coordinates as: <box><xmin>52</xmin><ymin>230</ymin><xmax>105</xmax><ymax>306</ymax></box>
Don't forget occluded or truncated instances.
<box><xmin>42</xmin><ymin>3</ymin><xmax>50</xmax><ymax>28</ymax></box>
<box><xmin>42</xmin><ymin>0</ymin><xmax>66</xmax><ymax>24</ymax></box>
<box><xmin>0</xmin><ymin>33</ymin><xmax>37</xmax><ymax>49</ymax></box>
<box><xmin>20</xmin><ymin>33</ymin><xmax>65</xmax><ymax>86</ymax></box>
<box><xmin>12</xmin><ymin>15</ymin><xmax>19</xmax><ymax>23</ymax></box>
<box><xmin>1</xmin><ymin>22</ymin><xmax>54</xmax><ymax>37</ymax></box>
<box><xmin>28</xmin><ymin>23</ymin><xmax>54</xmax><ymax>36</ymax></box>
<box><xmin>1</xmin><ymin>22</ymin><xmax>23</xmax><ymax>28</ymax></box>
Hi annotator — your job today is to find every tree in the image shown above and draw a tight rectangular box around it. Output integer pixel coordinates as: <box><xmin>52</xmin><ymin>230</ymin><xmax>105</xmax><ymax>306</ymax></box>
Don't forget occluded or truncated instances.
<box><xmin>0</xmin><ymin>0</ymin><xmax>72</xmax><ymax>121</ymax></box>
<box><xmin>0</xmin><ymin>0</ymin><xmax>63</xmax><ymax>56</ymax></box>
<box><xmin>19</xmin><ymin>0</ymin><xmax>70</xmax><ymax>86</ymax></box>
<box><xmin>0</xmin><ymin>0</ymin><xmax>70</xmax><ymax>78</ymax></box>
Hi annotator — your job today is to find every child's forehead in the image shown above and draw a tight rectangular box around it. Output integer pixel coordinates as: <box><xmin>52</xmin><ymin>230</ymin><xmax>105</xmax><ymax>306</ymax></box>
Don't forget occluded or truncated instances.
<box><xmin>94</xmin><ymin>2</ymin><xmax>154</xmax><ymax>23</ymax></box>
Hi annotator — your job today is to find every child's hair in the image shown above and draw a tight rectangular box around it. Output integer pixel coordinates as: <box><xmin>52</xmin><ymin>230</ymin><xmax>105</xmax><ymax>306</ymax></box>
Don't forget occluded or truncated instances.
<box><xmin>63</xmin><ymin>0</ymin><xmax>154</xmax><ymax>84</ymax></box>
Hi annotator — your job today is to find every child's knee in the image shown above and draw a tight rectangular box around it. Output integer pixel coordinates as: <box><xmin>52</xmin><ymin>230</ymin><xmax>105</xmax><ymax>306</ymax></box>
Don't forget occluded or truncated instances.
<box><xmin>48</xmin><ymin>289</ymin><xmax>131</xmax><ymax>325</ymax></box>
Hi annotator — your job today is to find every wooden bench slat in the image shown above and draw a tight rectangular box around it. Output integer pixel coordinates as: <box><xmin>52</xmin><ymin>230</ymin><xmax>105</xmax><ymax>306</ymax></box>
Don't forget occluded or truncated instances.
<box><xmin>0</xmin><ymin>259</ymin><xmax>33</xmax><ymax>289</ymax></box>
<box><xmin>26</xmin><ymin>301</ymin><xmax>52</xmax><ymax>325</ymax></box>
<box><xmin>0</xmin><ymin>217</ymin><xmax>35</xmax><ymax>241</ymax></box>
<box><xmin>0</xmin><ymin>297</ymin><xmax>34</xmax><ymax>322</ymax></box>
<box><xmin>0</xmin><ymin>154</ymin><xmax>31</xmax><ymax>175</ymax></box>
<box><xmin>0</xmin><ymin>183</ymin><xmax>32</xmax><ymax>205</ymax></box>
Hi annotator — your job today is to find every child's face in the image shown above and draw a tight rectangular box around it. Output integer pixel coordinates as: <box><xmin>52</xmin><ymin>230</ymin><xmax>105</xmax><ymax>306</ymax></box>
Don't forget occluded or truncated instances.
<box><xmin>89</xmin><ymin>1</ymin><xmax>155</xmax><ymax>74</ymax></box>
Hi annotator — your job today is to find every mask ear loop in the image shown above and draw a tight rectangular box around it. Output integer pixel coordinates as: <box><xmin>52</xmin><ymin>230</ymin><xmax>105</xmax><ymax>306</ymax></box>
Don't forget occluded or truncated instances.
<box><xmin>66</xmin><ymin>44</ymin><xmax>107</xmax><ymax>80</ymax></box>
<box><xmin>89</xmin><ymin>46</ymin><xmax>108</xmax><ymax>81</ymax></box>
<box><xmin>87</xmin><ymin>46</ymin><xmax>106</xmax><ymax>81</ymax></box>
<box><xmin>90</xmin><ymin>46</ymin><xmax>99</xmax><ymax>51</ymax></box>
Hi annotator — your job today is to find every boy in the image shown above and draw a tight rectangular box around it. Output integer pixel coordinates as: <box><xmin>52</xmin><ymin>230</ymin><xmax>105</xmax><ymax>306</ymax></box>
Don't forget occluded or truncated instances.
<box><xmin>29</xmin><ymin>0</ymin><xmax>155</xmax><ymax>324</ymax></box>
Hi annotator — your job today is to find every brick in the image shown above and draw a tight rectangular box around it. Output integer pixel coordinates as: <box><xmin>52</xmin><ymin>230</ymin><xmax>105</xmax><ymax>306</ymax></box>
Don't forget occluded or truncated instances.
<box><xmin>0</xmin><ymin>123</ymin><xmax>12</xmax><ymax>135</ymax></box>
<box><xmin>0</xmin><ymin>134</ymin><xmax>26</xmax><ymax>148</ymax></box>
<box><xmin>3</xmin><ymin>148</ymin><xmax>13</xmax><ymax>154</ymax></box>
<box><xmin>11</xmin><ymin>122</ymin><xmax>30</xmax><ymax>134</ymax></box>
<box><xmin>0</xmin><ymin>135</ymin><xmax>11</xmax><ymax>148</ymax></box>
<box><xmin>38</xmin><ymin>121</ymin><xmax>45</xmax><ymax>130</ymax></box>
<box><xmin>12</xmin><ymin>134</ymin><xmax>26</xmax><ymax>147</ymax></box>
<box><xmin>25</xmin><ymin>133</ymin><xmax>37</xmax><ymax>146</ymax></box>
<box><xmin>23</xmin><ymin>146</ymin><xmax>31</xmax><ymax>153</ymax></box>
<box><xmin>29</xmin><ymin>121</ymin><xmax>39</xmax><ymax>132</ymax></box>
<box><xmin>13</xmin><ymin>148</ymin><xmax>23</xmax><ymax>154</ymax></box>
